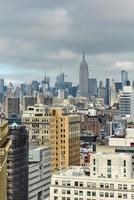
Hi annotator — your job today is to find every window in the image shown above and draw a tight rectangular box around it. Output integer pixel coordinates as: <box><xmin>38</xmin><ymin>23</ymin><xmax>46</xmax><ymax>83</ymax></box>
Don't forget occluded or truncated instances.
<box><xmin>67</xmin><ymin>198</ymin><xmax>70</xmax><ymax>200</ymax></box>
<box><xmin>74</xmin><ymin>190</ymin><xmax>78</xmax><ymax>195</ymax></box>
<box><xmin>124</xmin><ymin>160</ymin><xmax>126</xmax><ymax>166</ymax></box>
<box><xmin>110</xmin><ymin>193</ymin><xmax>114</xmax><ymax>198</ymax></box>
<box><xmin>107</xmin><ymin>160</ymin><xmax>111</xmax><ymax>166</ymax></box>
<box><xmin>105</xmin><ymin>183</ymin><xmax>109</xmax><ymax>189</ymax></box>
<box><xmin>87</xmin><ymin>191</ymin><xmax>91</xmax><ymax>196</ymax></box>
<box><xmin>87</xmin><ymin>182</ymin><xmax>91</xmax><ymax>187</ymax></box>
<box><xmin>80</xmin><ymin>182</ymin><xmax>83</xmax><ymax>187</ymax></box>
<box><xmin>123</xmin><ymin>184</ymin><xmax>127</xmax><ymax>190</ymax></box>
<box><xmin>75</xmin><ymin>182</ymin><xmax>78</xmax><ymax>186</ymax></box>
<box><xmin>132</xmin><ymin>194</ymin><xmax>134</xmax><ymax>199</ymax></box>
<box><xmin>67</xmin><ymin>181</ymin><xmax>71</xmax><ymax>186</ymax></box>
<box><xmin>100</xmin><ymin>192</ymin><xmax>104</xmax><ymax>197</ymax></box>
<box><xmin>62</xmin><ymin>180</ymin><xmax>66</xmax><ymax>186</ymax></box>
<box><xmin>118</xmin><ymin>193</ymin><xmax>122</xmax><ymax>198</ymax></box>
<box><xmin>110</xmin><ymin>184</ymin><xmax>114</xmax><ymax>189</ymax></box>
<box><xmin>79</xmin><ymin>191</ymin><xmax>83</xmax><ymax>195</ymax></box>
<box><xmin>62</xmin><ymin>197</ymin><xmax>66</xmax><ymax>200</ymax></box>
<box><xmin>132</xmin><ymin>185</ymin><xmax>134</xmax><ymax>190</ymax></box>
<box><xmin>93</xmin><ymin>159</ymin><xmax>96</xmax><ymax>165</ymax></box>
<box><xmin>92</xmin><ymin>182</ymin><xmax>96</xmax><ymax>188</ymax></box>
<box><xmin>54</xmin><ymin>197</ymin><xmax>58</xmax><ymax>200</ymax></box>
<box><xmin>67</xmin><ymin>190</ymin><xmax>70</xmax><ymax>195</ymax></box>
<box><xmin>62</xmin><ymin>189</ymin><xmax>66</xmax><ymax>194</ymax></box>
<box><xmin>92</xmin><ymin>192</ymin><xmax>96</xmax><ymax>196</ymax></box>
<box><xmin>55</xmin><ymin>180</ymin><xmax>58</xmax><ymax>185</ymax></box>
<box><xmin>118</xmin><ymin>184</ymin><xmax>122</xmax><ymax>190</ymax></box>
<box><xmin>105</xmin><ymin>192</ymin><xmax>109</xmax><ymax>197</ymax></box>
<box><xmin>100</xmin><ymin>183</ymin><xmax>104</xmax><ymax>188</ymax></box>
<box><xmin>107</xmin><ymin>174</ymin><xmax>111</xmax><ymax>178</ymax></box>
<box><xmin>123</xmin><ymin>194</ymin><xmax>127</xmax><ymax>199</ymax></box>
<box><xmin>54</xmin><ymin>189</ymin><xmax>58</xmax><ymax>194</ymax></box>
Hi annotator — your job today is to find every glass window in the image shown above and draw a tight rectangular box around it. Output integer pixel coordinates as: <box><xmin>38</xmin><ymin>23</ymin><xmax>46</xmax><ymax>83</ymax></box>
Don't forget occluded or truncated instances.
<box><xmin>107</xmin><ymin>160</ymin><xmax>111</xmax><ymax>166</ymax></box>
<box><xmin>132</xmin><ymin>185</ymin><xmax>134</xmax><ymax>190</ymax></box>
<box><xmin>132</xmin><ymin>194</ymin><xmax>134</xmax><ymax>199</ymax></box>
<box><xmin>100</xmin><ymin>183</ymin><xmax>104</xmax><ymax>188</ymax></box>
<box><xmin>105</xmin><ymin>193</ymin><xmax>109</xmax><ymax>197</ymax></box>
<box><xmin>124</xmin><ymin>160</ymin><xmax>126</xmax><ymax>166</ymax></box>
<box><xmin>87</xmin><ymin>191</ymin><xmax>91</xmax><ymax>196</ymax></box>
<box><xmin>110</xmin><ymin>184</ymin><xmax>114</xmax><ymax>189</ymax></box>
<box><xmin>123</xmin><ymin>194</ymin><xmax>127</xmax><ymax>199</ymax></box>
<box><xmin>62</xmin><ymin>180</ymin><xmax>66</xmax><ymax>186</ymax></box>
<box><xmin>105</xmin><ymin>183</ymin><xmax>109</xmax><ymax>189</ymax></box>
<box><xmin>100</xmin><ymin>192</ymin><xmax>104</xmax><ymax>197</ymax></box>
<box><xmin>92</xmin><ymin>182</ymin><xmax>96</xmax><ymax>188</ymax></box>
<box><xmin>54</xmin><ymin>189</ymin><xmax>58</xmax><ymax>194</ymax></box>
<box><xmin>118</xmin><ymin>184</ymin><xmax>122</xmax><ymax>190</ymax></box>
<box><xmin>79</xmin><ymin>191</ymin><xmax>83</xmax><ymax>195</ymax></box>
<box><xmin>67</xmin><ymin>190</ymin><xmax>70</xmax><ymax>194</ymax></box>
<box><xmin>118</xmin><ymin>193</ymin><xmax>122</xmax><ymax>198</ymax></box>
<box><xmin>75</xmin><ymin>182</ymin><xmax>78</xmax><ymax>186</ymax></box>
<box><xmin>123</xmin><ymin>184</ymin><xmax>127</xmax><ymax>190</ymax></box>
<box><xmin>80</xmin><ymin>182</ymin><xmax>83</xmax><ymax>187</ymax></box>
<box><xmin>110</xmin><ymin>193</ymin><xmax>114</xmax><ymax>198</ymax></box>
<box><xmin>67</xmin><ymin>181</ymin><xmax>71</xmax><ymax>186</ymax></box>
<box><xmin>74</xmin><ymin>190</ymin><xmax>78</xmax><ymax>195</ymax></box>
<box><xmin>87</xmin><ymin>182</ymin><xmax>91</xmax><ymax>187</ymax></box>
<box><xmin>92</xmin><ymin>192</ymin><xmax>96</xmax><ymax>196</ymax></box>
<box><xmin>62</xmin><ymin>189</ymin><xmax>66</xmax><ymax>194</ymax></box>
<box><xmin>55</xmin><ymin>180</ymin><xmax>58</xmax><ymax>185</ymax></box>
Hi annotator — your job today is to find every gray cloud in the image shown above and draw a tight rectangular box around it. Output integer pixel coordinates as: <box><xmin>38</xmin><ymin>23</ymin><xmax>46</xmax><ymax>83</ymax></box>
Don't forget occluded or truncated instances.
<box><xmin>0</xmin><ymin>0</ymin><xmax>134</xmax><ymax>85</ymax></box>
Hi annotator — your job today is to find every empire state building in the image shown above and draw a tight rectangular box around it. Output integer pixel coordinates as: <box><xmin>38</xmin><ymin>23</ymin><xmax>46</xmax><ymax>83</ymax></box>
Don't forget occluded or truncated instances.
<box><xmin>79</xmin><ymin>50</ymin><xmax>89</xmax><ymax>97</ymax></box>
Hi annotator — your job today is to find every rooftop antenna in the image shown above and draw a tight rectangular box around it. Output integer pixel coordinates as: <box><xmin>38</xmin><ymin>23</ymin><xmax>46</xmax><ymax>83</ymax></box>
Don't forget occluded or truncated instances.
<box><xmin>83</xmin><ymin>48</ymin><xmax>85</xmax><ymax>61</ymax></box>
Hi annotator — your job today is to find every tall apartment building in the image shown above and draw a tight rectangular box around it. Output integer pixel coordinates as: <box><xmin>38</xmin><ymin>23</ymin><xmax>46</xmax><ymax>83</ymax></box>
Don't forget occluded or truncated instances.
<box><xmin>7</xmin><ymin>123</ymin><xmax>29</xmax><ymax>200</ymax></box>
<box><xmin>29</xmin><ymin>143</ymin><xmax>51</xmax><ymax>200</ymax></box>
<box><xmin>50</xmin><ymin>152</ymin><xmax>134</xmax><ymax>200</ymax></box>
<box><xmin>22</xmin><ymin>104</ymin><xmax>80</xmax><ymax>171</ymax></box>
<box><xmin>0</xmin><ymin>120</ymin><xmax>11</xmax><ymax>200</ymax></box>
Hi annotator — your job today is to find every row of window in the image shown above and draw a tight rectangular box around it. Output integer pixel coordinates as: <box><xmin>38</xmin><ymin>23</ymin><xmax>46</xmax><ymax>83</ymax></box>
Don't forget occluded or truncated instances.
<box><xmin>55</xmin><ymin>180</ymin><xmax>134</xmax><ymax>190</ymax></box>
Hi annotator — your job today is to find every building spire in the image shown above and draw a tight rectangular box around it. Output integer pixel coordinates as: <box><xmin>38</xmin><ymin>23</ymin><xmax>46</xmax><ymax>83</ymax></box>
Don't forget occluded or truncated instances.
<box><xmin>83</xmin><ymin>48</ymin><xmax>85</xmax><ymax>61</ymax></box>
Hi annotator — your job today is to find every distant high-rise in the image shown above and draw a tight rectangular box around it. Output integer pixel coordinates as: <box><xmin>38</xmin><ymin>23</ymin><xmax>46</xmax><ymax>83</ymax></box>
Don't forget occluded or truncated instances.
<box><xmin>88</xmin><ymin>78</ymin><xmax>97</xmax><ymax>97</ymax></box>
<box><xmin>6</xmin><ymin>97</ymin><xmax>20</xmax><ymax>118</ymax></box>
<box><xmin>79</xmin><ymin>50</ymin><xmax>89</xmax><ymax>97</ymax></box>
<box><xmin>55</xmin><ymin>73</ymin><xmax>64</xmax><ymax>89</ymax></box>
<box><xmin>105</xmin><ymin>78</ymin><xmax>110</xmax><ymax>105</ymax></box>
<box><xmin>121</xmin><ymin>70</ymin><xmax>128</xmax><ymax>88</ymax></box>
<box><xmin>110</xmin><ymin>79</ymin><xmax>116</xmax><ymax>106</ymax></box>
<box><xmin>7</xmin><ymin>123</ymin><xmax>29</xmax><ymax>200</ymax></box>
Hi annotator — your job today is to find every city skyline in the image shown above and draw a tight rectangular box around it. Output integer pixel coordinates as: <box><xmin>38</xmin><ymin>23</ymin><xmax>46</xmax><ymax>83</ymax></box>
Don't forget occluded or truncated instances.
<box><xmin>0</xmin><ymin>0</ymin><xmax>134</xmax><ymax>84</ymax></box>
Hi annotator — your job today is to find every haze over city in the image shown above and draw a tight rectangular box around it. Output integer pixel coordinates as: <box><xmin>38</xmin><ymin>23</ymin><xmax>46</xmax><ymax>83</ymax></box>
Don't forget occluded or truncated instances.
<box><xmin>0</xmin><ymin>0</ymin><xmax>134</xmax><ymax>84</ymax></box>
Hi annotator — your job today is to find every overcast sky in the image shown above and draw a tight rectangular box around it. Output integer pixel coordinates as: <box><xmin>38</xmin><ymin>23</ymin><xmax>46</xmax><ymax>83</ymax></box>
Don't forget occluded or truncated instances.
<box><xmin>0</xmin><ymin>0</ymin><xmax>134</xmax><ymax>85</ymax></box>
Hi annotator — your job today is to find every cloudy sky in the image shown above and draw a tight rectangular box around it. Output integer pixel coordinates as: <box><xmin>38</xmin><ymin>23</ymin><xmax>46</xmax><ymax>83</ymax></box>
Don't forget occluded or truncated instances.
<box><xmin>0</xmin><ymin>0</ymin><xmax>134</xmax><ymax>85</ymax></box>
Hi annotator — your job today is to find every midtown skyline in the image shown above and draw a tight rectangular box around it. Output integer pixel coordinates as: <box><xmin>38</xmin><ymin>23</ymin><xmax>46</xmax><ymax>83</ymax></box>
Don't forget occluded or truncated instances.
<box><xmin>0</xmin><ymin>0</ymin><xmax>134</xmax><ymax>84</ymax></box>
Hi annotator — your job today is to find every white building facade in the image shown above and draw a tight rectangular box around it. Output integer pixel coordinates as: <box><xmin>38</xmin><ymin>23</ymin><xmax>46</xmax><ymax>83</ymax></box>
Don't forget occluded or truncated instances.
<box><xmin>50</xmin><ymin>152</ymin><xmax>134</xmax><ymax>200</ymax></box>
<box><xmin>29</xmin><ymin>145</ymin><xmax>51</xmax><ymax>200</ymax></box>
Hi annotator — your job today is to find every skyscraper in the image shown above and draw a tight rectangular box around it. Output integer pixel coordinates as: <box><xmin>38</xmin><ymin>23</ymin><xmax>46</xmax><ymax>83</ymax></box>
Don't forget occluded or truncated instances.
<box><xmin>0</xmin><ymin>120</ymin><xmax>11</xmax><ymax>200</ymax></box>
<box><xmin>88</xmin><ymin>78</ymin><xmax>97</xmax><ymax>97</ymax></box>
<box><xmin>79</xmin><ymin>50</ymin><xmax>89</xmax><ymax>97</ymax></box>
<box><xmin>110</xmin><ymin>78</ymin><xmax>116</xmax><ymax>106</ymax></box>
<box><xmin>7</xmin><ymin>123</ymin><xmax>29</xmax><ymax>200</ymax></box>
<box><xmin>105</xmin><ymin>78</ymin><xmax>110</xmax><ymax>106</ymax></box>
<box><xmin>121</xmin><ymin>70</ymin><xmax>128</xmax><ymax>88</ymax></box>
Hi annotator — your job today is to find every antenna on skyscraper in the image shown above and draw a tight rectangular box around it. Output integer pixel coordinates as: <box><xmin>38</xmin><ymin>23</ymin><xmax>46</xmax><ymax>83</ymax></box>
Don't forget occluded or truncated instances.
<box><xmin>83</xmin><ymin>48</ymin><xmax>85</xmax><ymax>61</ymax></box>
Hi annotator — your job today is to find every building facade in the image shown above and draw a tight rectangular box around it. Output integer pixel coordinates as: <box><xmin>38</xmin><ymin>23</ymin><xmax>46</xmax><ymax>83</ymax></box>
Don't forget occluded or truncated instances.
<box><xmin>22</xmin><ymin>105</ymin><xmax>80</xmax><ymax>171</ymax></box>
<box><xmin>29</xmin><ymin>144</ymin><xmax>51</xmax><ymax>200</ymax></box>
<box><xmin>50</xmin><ymin>152</ymin><xmax>134</xmax><ymax>200</ymax></box>
<box><xmin>7</xmin><ymin>123</ymin><xmax>29</xmax><ymax>200</ymax></box>
<box><xmin>0</xmin><ymin>121</ymin><xmax>11</xmax><ymax>200</ymax></box>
